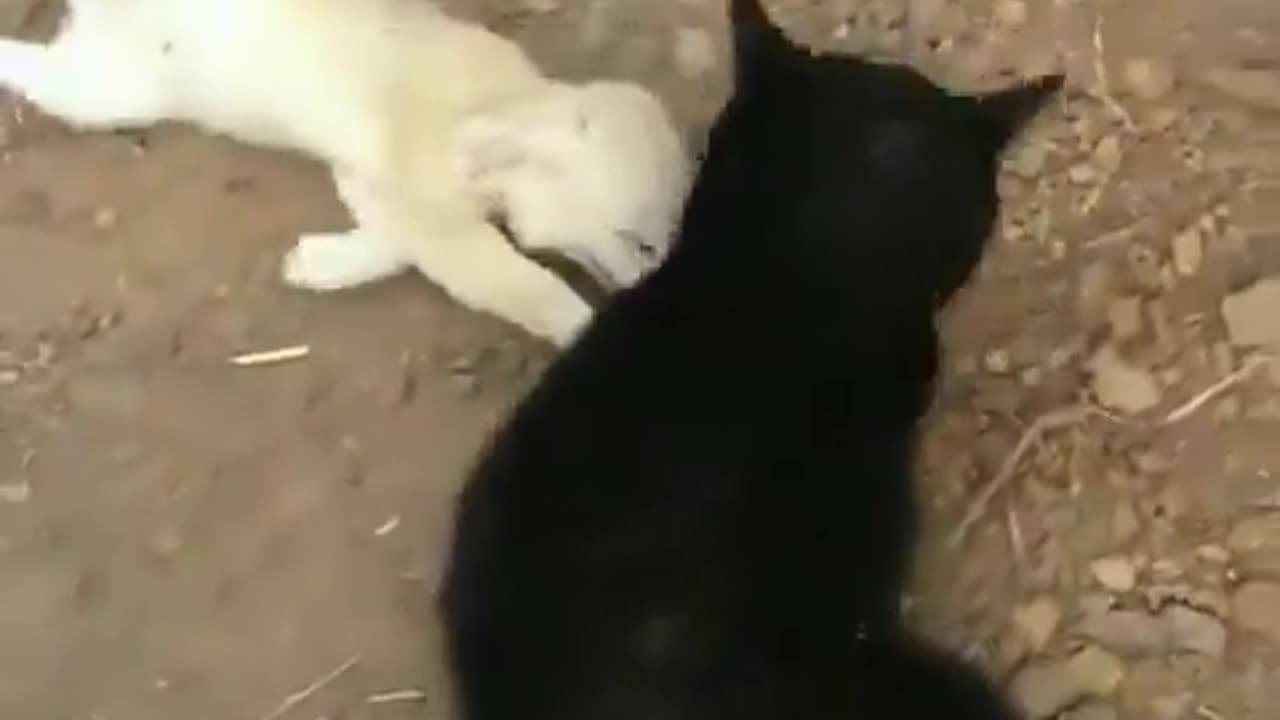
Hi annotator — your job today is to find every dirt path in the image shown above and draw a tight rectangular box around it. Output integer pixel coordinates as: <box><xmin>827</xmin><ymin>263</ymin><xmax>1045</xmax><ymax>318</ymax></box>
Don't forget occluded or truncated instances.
<box><xmin>1</xmin><ymin>1</ymin><xmax>1278</xmax><ymax>718</ymax></box>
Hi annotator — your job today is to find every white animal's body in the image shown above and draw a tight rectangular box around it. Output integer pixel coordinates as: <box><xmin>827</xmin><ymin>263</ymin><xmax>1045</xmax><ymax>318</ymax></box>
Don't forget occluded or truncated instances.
<box><xmin>0</xmin><ymin>0</ymin><xmax>688</xmax><ymax>344</ymax></box>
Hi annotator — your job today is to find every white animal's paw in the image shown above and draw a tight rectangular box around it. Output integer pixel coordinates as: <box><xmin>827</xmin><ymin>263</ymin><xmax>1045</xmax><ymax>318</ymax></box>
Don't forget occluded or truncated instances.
<box><xmin>281</xmin><ymin>231</ymin><xmax>408</xmax><ymax>291</ymax></box>
<box><xmin>534</xmin><ymin>293</ymin><xmax>593</xmax><ymax>348</ymax></box>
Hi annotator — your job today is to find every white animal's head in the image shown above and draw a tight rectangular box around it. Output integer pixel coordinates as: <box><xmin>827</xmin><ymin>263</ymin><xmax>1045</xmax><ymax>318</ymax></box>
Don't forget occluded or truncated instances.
<box><xmin>455</xmin><ymin>81</ymin><xmax>689</xmax><ymax>291</ymax></box>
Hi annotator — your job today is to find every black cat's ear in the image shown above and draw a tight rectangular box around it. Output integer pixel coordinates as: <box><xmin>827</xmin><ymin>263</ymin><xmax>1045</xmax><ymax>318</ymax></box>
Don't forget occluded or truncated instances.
<box><xmin>975</xmin><ymin>74</ymin><xmax>1065</xmax><ymax>145</ymax></box>
<box><xmin>730</xmin><ymin>0</ymin><xmax>787</xmax><ymax>76</ymax></box>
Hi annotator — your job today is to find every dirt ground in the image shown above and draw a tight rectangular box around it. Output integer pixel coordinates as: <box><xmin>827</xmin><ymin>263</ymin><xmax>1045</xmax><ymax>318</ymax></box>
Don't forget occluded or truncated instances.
<box><xmin>1</xmin><ymin>0</ymin><xmax>1279</xmax><ymax>718</ymax></box>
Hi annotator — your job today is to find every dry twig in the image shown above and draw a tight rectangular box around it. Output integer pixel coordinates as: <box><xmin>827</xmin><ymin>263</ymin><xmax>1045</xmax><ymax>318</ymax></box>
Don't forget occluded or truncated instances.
<box><xmin>1006</xmin><ymin>504</ymin><xmax>1028</xmax><ymax>571</ymax></box>
<box><xmin>258</xmin><ymin>655</ymin><xmax>359</xmax><ymax>720</ymax></box>
<box><xmin>366</xmin><ymin>689</ymin><xmax>428</xmax><ymax>704</ymax></box>
<box><xmin>1160</xmin><ymin>355</ymin><xmax>1274</xmax><ymax>425</ymax></box>
<box><xmin>951</xmin><ymin>355</ymin><xmax>1278</xmax><ymax>549</ymax></box>
<box><xmin>230</xmin><ymin>345</ymin><xmax>310</xmax><ymax>367</ymax></box>
<box><xmin>948</xmin><ymin>405</ymin><xmax>1102</xmax><ymax>549</ymax></box>
<box><xmin>1090</xmin><ymin>15</ymin><xmax>1136</xmax><ymax>131</ymax></box>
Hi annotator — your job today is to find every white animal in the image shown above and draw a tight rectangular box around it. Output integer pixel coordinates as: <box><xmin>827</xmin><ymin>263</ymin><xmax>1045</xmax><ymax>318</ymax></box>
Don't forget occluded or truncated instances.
<box><xmin>0</xmin><ymin>0</ymin><xmax>689</xmax><ymax>345</ymax></box>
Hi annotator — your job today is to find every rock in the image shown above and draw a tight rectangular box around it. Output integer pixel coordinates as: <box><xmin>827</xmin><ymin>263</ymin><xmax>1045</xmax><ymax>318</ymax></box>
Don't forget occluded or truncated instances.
<box><xmin>1227</xmin><ymin>515</ymin><xmax>1280</xmax><ymax>578</ymax></box>
<box><xmin>1126</xmin><ymin>244</ymin><xmax>1164</xmax><ymax>291</ymax></box>
<box><xmin>1020</xmin><ymin>366</ymin><xmax>1043</xmax><ymax>387</ymax></box>
<box><xmin>0</xmin><ymin>482</ymin><xmax>29</xmax><ymax>504</ymax></box>
<box><xmin>1123</xmin><ymin>58</ymin><xmax>1177</xmax><ymax>101</ymax></box>
<box><xmin>1068</xmin><ymin>163</ymin><xmax>1098</xmax><ymax>185</ymax></box>
<box><xmin>984</xmin><ymin>347</ymin><xmax>1012</xmax><ymax>374</ymax></box>
<box><xmin>147</xmin><ymin>526</ymin><xmax>183</xmax><ymax>559</ymax></box>
<box><xmin>1164</xmin><ymin>606</ymin><xmax>1228</xmax><ymax>657</ymax></box>
<box><xmin>1222</xmin><ymin>277</ymin><xmax>1280</xmax><ymax>346</ymax></box>
<box><xmin>1010</xmin><ymin>646</ymin><xmax>1124</xmax><ymax>719</ymax></box>
<box><xmin>1009</xmin><ymin>142</ymin><xmax>1050</xmax><ymax>178</ymax></box>
<box><xmin>1171</xmin><ymin>227</ymin><xmax>1202</xmax><ymax>276</ymax></box>
<box><xmin>1078</xmin><ymin>262</ymin><xmax>1116</xmax><ymax>324</ymax></box>
<box><xmin>673</xmin><ymin>26</ymin><xmax>716</xmax><ymax>80</ymax></box>
<box><xmin>993</xmin><ymin>0</ymin><xmax>1028</xmax><ymax>30</ymax></box>
<box><xmin>1232</xmin><ymin>582</ymin><xmax>1280</xmax><ymax>641</ymax></box>
<box><xmin>1196</xmin><ymin>544</ymin><xmax>1231</xmax><ymax>564</ymax></box>
<box><xmin>1088</xmin><ymin>345</ymin><xmax>1161</xmax><ymax>414</ymax></box>
<box><xmin>1092</xmin><ymin>135</ymin><xmax>1123</xmax><ymax>175</ymax></box>
<box><xmin>1107</xmin><ymin>296</ymin><xmax>1143</xmax><ymax>340</ymax></box>
<box><xmin>1078</xmin><ymin>605</ymin><xmax>1227</xmax><ymax>658</ymax></box>
<box><xmin>1013</xmin><ymin>596</ymin><xmax>1062</xmax><ymax>652</ymax></box>
<box><xmin>1149</xmin><ymin>107</ymin><xmax>1180</xmax><ymax>132</ymax></box>
<box><xmin>1091</xmin><ymin>556</ymin><xmax>1138</xmax><ymax>593</ymax></box>
<box><xmin>1204</xmin><ymin>68</ymin><xmax>1280</xmax><ymax>110</ymax></box>
<box><xmin>92</xmin><ymin>207</ymin><xmax>118</xmax><ymax>230</ymax></box>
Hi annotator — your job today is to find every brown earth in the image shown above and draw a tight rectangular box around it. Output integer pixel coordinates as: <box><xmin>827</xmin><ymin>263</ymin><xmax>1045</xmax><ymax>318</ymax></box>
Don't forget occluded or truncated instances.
<box><xmin>2</xmin><ymin>0</ymin><xmax>1279</xmax><ymax>718</ymax></box>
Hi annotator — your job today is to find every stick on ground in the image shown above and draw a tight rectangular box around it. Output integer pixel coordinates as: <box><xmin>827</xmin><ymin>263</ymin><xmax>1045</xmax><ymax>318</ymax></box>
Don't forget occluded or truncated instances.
<box><xmin>947</xmin><ymin>405</ymin><xmax>1100</xmax><ymax>550</ymax></box>
<box><xmin>1161</xmin><ymin>356</ymin><xmax>1273</xmax><ymax>425</ymax></box>
<box><xmin>258</xmin><ymin>655</ymin><xmax>360</xmax><ymax>720</ymax></box>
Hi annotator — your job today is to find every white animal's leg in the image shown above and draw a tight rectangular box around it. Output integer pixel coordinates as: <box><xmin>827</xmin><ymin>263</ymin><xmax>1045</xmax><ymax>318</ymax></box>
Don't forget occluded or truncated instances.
<box><xmin>409</xmin><ymin>221</ymin><xmax>592</xmax><ymax>346</ymax></box>
<box><xmin>0</xmin><ymin>36</ymin><xmax>168</xmax><ymax>129</ymax></box>
<box><xmin>281</xmin><ymin>230</ymin><xmax>411</xmax><ymax>291</ymax></box>
<box><xmin>281</xmin><ymin>168</ymin><xmax>411</xmax><ymax>290</ymax></box>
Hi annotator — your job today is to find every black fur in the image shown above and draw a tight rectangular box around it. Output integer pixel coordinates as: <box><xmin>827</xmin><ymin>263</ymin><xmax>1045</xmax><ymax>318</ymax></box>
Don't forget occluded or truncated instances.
<box><xmin>439</xmin><ymin>2</ymin><xmax>1062</xmax><ymax>719</ymax></box>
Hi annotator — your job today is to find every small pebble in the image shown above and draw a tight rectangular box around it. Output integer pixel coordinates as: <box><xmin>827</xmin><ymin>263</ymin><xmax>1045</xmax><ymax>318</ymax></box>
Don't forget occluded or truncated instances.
<box><xmin>1126</xmin><ymin>244</ymin><xmax>1164</xmax><ymax>291</ymax></box>
<box><xmin>1013</xmin><ymin>596</ymin><xmax>1062</xmax><ymax>652</ymax></box>
<box><xmin>1068</xmin><ymin>163</ymin><xmax>1099</xmax><ymax>185</ymax></box>
<box><xmin>0</xmin><ymin>483</ymin><xmax>30</xmax><ymax>504</ymax></box>
<box><xmin>1088</xmin><ymin>345</ymin><xmax>1161</xmax><ymax>414</ymax></box>
<box><xmin>1092</xmin><ymin>135</ymin><xmax>1123</xmax><ymax>175</ymax></box>
<box><xmin>1011</xmin><ymin>646</ymin><xmax>1124</xmax><ymax>719</ymax></box>
<box><xmin>993</xmin><ymin>0</ymin><xmax>1029</xmax><ymax>31</ymax></box>
<box><xmin>93</xmin><ymin>207</ymin><xmax>118</xmax><ymax>230</ymax></box>
<box><xmin>1077</xmin><ymin>261</ymin><xmax>1115</xmax><ymax>321</ymax></box>
<box><xmin>1009</xmin><ymin>143</ymin><xmax>1050</xmax><ymax>178</ymax></box>
<box><xmin>1196</xmin><ymin>544</ymin><xmax>1231</xmax><ymax>564</ymax></box>
<box><xmin>148</xmin><ymin>527</ymin><xmax>183</xmax><ymax>557</ymax></box>
<box><xmin>1123</xmin><ymin>58</ymin><xmax>1177</xmax><ymax>101</ymax></box>
<box><xmin>984</xmin><ymin>347</ymin><xmax>1012</xmax><ymax>374</ymax></box>
<box><xmin>1020</xmin><ymin>366</ymin><xmax>1043</xmax><ymax>387</ymax></box>
<box><xmin>1171</xmin><ymin>227</ymin><xmax>1203</xmax><ymax>276</ymax></box>
<box><xmin>1148</xmin><ymin>107</ymin><xmax>1180</xmax><ymax>133</ymax></box>
<box><xmin>1091</xmin><ymin>555</ymin><xmax>1138</xmax><ymax>593</ymax></box>
<box><xmin>1107</xmin><ymin>296</ymin><xmax>1143</xmax><ymax>340</ymax></box>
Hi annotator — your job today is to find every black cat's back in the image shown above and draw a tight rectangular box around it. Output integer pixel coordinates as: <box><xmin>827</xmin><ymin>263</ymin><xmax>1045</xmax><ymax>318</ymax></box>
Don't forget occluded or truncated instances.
<box><xmin>440</xmin><ymin>2</ymin><xmax>1061</xmax><ymax>719</ymax></box>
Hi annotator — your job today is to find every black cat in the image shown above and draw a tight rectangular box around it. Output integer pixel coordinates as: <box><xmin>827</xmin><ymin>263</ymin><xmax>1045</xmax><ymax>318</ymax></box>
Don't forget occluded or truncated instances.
<box><xmin>439</xmin><ymin>2</ymin><xmax>1061</xmax><ymax>719</ymax></box>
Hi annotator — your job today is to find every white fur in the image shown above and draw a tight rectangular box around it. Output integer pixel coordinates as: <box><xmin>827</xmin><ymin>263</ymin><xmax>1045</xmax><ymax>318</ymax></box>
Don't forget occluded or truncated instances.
<box><xmin>0</xmin><ymin>0</ymin><xmax>688</xmax><ymax>345</ymax></box>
